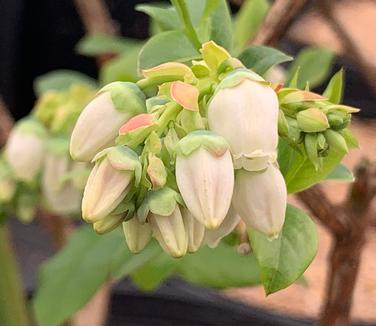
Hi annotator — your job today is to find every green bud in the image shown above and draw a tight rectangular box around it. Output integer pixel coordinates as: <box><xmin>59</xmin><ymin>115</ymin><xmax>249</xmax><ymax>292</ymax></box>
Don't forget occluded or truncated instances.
<box><xmin>285</xmin><ymin>117</ymin><xmax>302</xmax><ymax>143</ymax></box>
<box><xmin>296</xmin><ymin>108</ymin><xmax>329</xmax><ymax>132</ymax></box>
<box><xmin>340</xmin><ymin>128</ymin><xmax>359</xmax><ymax>149</ymax></box>
<box><xmin>327</xmin><ymin>111</ymin><xmax>350</xmax><ymax>130</ymax></box>
<box><xmin>278</xmin><ymin>110</ymin><xmax>289</xmax><ymax>137</ymax></box>
<box><xmin>324</xmin><ymin>129</ymin><xmax>348</xmax><ymax>153</ymax></box>
<box><xmin>304</xmin><ymin>133</ymin><xmax>322</xmax><ymax>171</ymax></box>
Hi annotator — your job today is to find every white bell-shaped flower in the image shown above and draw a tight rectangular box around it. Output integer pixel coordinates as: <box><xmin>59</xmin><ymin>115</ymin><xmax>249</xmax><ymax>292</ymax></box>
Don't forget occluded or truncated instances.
<box><xmin>70</xmin><ymin>82</ymin><xmax>146</xmax><ymax>162</ymax></box>
<box><xmin>5</xmin><ymin>118</ymin><xmax>46</xmax><ymax>181</ymax></box>
<box><xmin>149</xmin><ymin>206</ymin><xmax>188</xmax><ymax>258</ymax></box>
<box><xmin>42</xmin><ymin>139</ymin><xmax>82</xmax><ymax>215</ymax></box>
<box><xmin>204</xmin><ymin>205</ymin><xmax>240</xmax><ymax>248</ymax></box>
<box><xmin>175</xmin><ymin>131</ymin><xmax>234</xmax><ymax>229</ymax></box>
<box><xmin>122</xmin><ymin>217</ymin><xmax>152</xmax><ymax>253</ymax></box>
<box><xmin>182</xmin><ymin>208</ymin><xmax>205</xmax><ymax>253</ymax></box>
<box><xmin>232</xmin><ymin>164</ymin><xmax>287</xmax><ymax>238</ymax></box>
<box><xmin>208</xmin><ymin>70</ymin><xmax>279</xmax><ymax>171</ymax></box>
<box><xmin>82</xmin><ymin>146</ymin><xmax>141</xmax><ymax>222</ymax></box>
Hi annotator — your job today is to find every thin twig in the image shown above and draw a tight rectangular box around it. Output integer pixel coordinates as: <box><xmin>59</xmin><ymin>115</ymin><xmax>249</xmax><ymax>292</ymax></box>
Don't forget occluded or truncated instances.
<box><xmin>317</xmin><ymin>0</ymin><xmax>376</xmax><ymax>95</ymax></box>
<box><xmin>252</xmin><ymin>0</ymin><xmax>308</xmax><ymax>46</ymax></box>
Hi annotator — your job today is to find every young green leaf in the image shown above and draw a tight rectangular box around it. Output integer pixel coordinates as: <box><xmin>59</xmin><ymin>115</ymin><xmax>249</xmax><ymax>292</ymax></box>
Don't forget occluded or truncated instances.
<box><xmin>138</xmin><ymin>30</ymin><xmax>200</xmax><ymax>71</ymax></box>
<box><xmin>136</xmin><ymin>4</ymin><xmax>181</xmax><ymax>31</ymax></box>
<box><xmin>177</xmin><ymin>243</ymin><xmax>261</xmax><ymax>288</ymax></box>
<box><xmin>233</xmin><ymin>0</ymin><xmax>269</xmax><ymax>52</ymax></box>
<box><xmin>286</xmin><ymin>47</ymin><xmax>335</xmax><ymax>89</ymax></box>
<box><xmin>325</xmin><ymin>164</ymin><xmax>354</xmax><ymax>182</ymax></box>
<box><xmin>34</xmin><ymin>70</ymin><xmax>97</xmax><ymax>96</ymax></box>
<box><xmin>248</xmin><ymin>204</ymin><xmax>318</xmax><ymax>295</ymax></box>
<box><xmin>32</xmin><ymin>226</ymin><xmax>129</xmax><ymax>326</ymax></box>
<box><xmin>278</xmin><ymin>138</ymin><xmax>346</xmax><ymax>193</ymax></box>
<box><xmin>323</xmin><ymin>69</ymin><xmax>344</xmax><ymax>104</ymax></box>
<box><xmin>76</xmin><ymin>34</ymin><xmax>141</xmax><ymax>56</ymax></box>
<box><xmin>238</xmin><ymin>45</ymin><xmax>293</xmax><ymax>76</ymax></box>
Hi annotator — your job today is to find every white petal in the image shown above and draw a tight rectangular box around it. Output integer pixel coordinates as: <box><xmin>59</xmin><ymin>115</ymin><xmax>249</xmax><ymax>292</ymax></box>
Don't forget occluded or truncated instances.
<box><xmin>181</xmin><ymin>208</ymin><xmax>205</xmax><ymax>253</ymax></box>
<box><xmin>82</xmin><ymin>159</ymin><xmax>132</xmax><ymax>222</ymax></box>
<box><xmin>70</xmin><ymin>92</ymin><xmax>130</xmax><ymax>162</ymax></box>
<box><xmin>5</xmin><ymin>132</ymin><xmax>45</xmax><ymax>181</ymax></box>
<box><xmin>204</xmin><ymin>205</ymin><xmax>240</xmax><ymax>248</ymax></box>
<box><xmin>208</xmin><ymin>79</ymin><xmax>279</xmax><ymax>170</ymax></box>
<box><xmin>232</xmin><ymin>165</ymin><xmax>287</xmax><ymax>237</ymax></box>
<box><xmin>176</xmin><ymin>148</ymin><xmax>234</xmax><ymax>229</ymax></box>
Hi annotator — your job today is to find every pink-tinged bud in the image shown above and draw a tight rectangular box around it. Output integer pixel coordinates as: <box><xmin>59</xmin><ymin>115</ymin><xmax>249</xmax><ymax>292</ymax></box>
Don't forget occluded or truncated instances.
<box><xmin>5</xmin><ymin>118</ymin><xmax>46</xmax><ymax>182</ymax></box>
<box><xmin>119</xmin><ymin>113</ymin><xmax>154</xmax><ymax>135</ymax></box>
<box><xmin>182</xmin><ymin>208</ymin><xmax>205</xmax><ymax>253</ymax></box>
<box><xmin>82</xmin><ymin>146</ymin><xmax>141</xmax><ymax>222</ymax></box>
<box><xmin>175</xmin><ymin>131</ymin><xmax>234</xmax><ymax>229</ymax></box>
<box><xmin>122</xmin><ymin>217</ymin><xmax>152</xmax><ymax>253</ymax></box>
<box><xmin>70</xmin><ymin>82</ymin><xmax>145</xmax><ymax>162</ymax></box>
<box><xmin>204</xmin><ymin>206</ymin><xmax>240</xmax><ymax>248</ymax></box>
<box><xmin>208</xmin><ymin>71</ymin><xmax>279</xmax><ymax>171</ymax></box>
<box><xmin>170</xmin><ymin>81</ymin><xmax>199</xmax><ymax>111</ymax></box>
<box><xmin>232</xmin><ymin>165</ymin><xmax>287</xmax><ymax>238</ymax></box>
<box><xmin>42</xmin><ymin>138</ymin><xmax>82</xmax><ymax>215</ymax></box>
<box><xmin>149</xmin><ymin>206</ymin><xmax>188</xmax><ymax>258</ymax></box>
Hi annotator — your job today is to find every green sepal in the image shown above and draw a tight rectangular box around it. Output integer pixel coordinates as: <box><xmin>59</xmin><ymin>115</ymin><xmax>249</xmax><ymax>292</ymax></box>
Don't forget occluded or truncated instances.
<box><xmin>116</xmin><ymin>124</ymin><xmax>158</xmax><ymax>149</ymax></box>
<box><xmin>110</xmin><ymin>199</ymin><xmax>135</xmax><ymax>222</ymax></box>
<box><xmin>137</xmin><ymin>187</ymin><xmax>183</xmax><ymax>223</ymax></box>
<box><xmin>278</xmin><ymin>110</ymin><xmax>289</xmax><ymax>137</ymax></box>
<box><xmin>340</xmin><ymin>128</ymin><xmax>359</xmax><ymax>149</ymax></box>
<box><xmin>146</xmin><ymin>96</ymin><xmax>169</xmax><ymax>114</ymax></box>
<box><xmin>304</xmin><ymin>133</ymin><xmax>321</xmax><ymax>171</ymax></box>
<box><xmin>92</xmin><ymin>146</ymin><xmax>142</xmax><ymax>186</ymax></box>
<box><xmin>99</xmin><ymin>81</ymin><xmax>146</xmax><ymax>115</ymax></box>
<box><xmin>144</xmin><ymin>132</ymin><xmax>162</xmax><ymax>155</ymax></box>
<box><xmin>175</xmin><ymin>130</ymin><xmax>229</xmax><ymax>157</ymax></box>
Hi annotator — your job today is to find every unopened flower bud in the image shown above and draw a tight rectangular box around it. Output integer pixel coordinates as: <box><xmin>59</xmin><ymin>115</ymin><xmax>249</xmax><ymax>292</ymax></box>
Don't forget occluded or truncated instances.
<box><xmin>232</xmin><ymin>165</ymin><xmax>287</xmax><ymax>238</ymax></box>
<box><xmin>149</xmin><ymin>206</ymin><xmax>188</xmax><ymax>258</ymax></box>
<box><xmin>82</xmin><ymin>146</ymin><xmax>141</xmax><ymax>222</ymax></box>
<box><xmin>208</xmin><ymin>70</ymin><xmax>279</xmax><ymax>171</ymax></box>
<box><xmin>324</xmin><ymin>129</ymin><xmax>348</xmax><ymax>153</ymax></box>
<box><xmin>70</xmin><ymin>82</ymin><xmax>146</xmax><ymax>162</ymax></box>
<box><xmin>42</xmin><ymin>138</ymin><xmax>82</xmax><ymax>215</ymax></box>
<box><xmin>175</xmin><ymin>131</ymin><xmax>234</xmax><ymax>229</ymax></box>
<box><xmin>93</xmin><ymin>213</ymin><xmax>124</xmax><ymax>235</ymax></box>
<box><xmin>204</xmin><ymin>205</ymin><xmax>240</xmax><ymax>248</ymax></box>
<box><xmin>5</xmin><ymin>118</ymin><xmax>46</xmax><ymax>181</ymax></box>
<box><xmin>296</xmin><ymin>108</ymin><xmax>329</xmax><ymax>133</ymax></box>
<box><xmin>123</xmin><ymin>217</ymin><xmax>152</xmax><ymax>253</ymax></box>
<box><xmin>182</xmin><ymin>208</ymin><xmax>205</xmax><ymax>253</ymax></box>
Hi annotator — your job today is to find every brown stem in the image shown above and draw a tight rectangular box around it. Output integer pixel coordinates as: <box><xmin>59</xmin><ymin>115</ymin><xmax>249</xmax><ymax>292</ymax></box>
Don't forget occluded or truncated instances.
<box><xmin>317</xmin><ymin>0</ymin><xmax>376</xmax><ymax>95</ymax></box>
<box><xmin>298</xmin><ymin>160</ymin><xmax>376</xmax><ymax>326</ymax></box>
<box><xmin>73</xmin><ymin>0</ymin><xmax>118</xmax><ymax>65</ymax></box>
<box><xmin>252</xmin><ymin>0</ymin><xmax>307</xmax><ymax>46</ymax></box>
<box><xmin>0</xmin><ymin>97</ymin><xmax>15</xmax><ymax>146</ymax></box>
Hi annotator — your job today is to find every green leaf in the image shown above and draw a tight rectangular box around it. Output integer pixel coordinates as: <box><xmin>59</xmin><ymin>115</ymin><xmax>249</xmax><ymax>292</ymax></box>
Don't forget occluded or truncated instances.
<box><xmin>76</xmin><ymin>34</ymin><xmax>141</xmax><ymax>56</ymax></box>
<box><xmin>238</xmin><ymin>45</ymin><xmax>293</xmax><ymax>76</ymax></box>
<box><xmin>248</xmin><ymin>204</ymin><xmax>318</xmax><ymax>295</ymax></box>
<box><xmin>202</xmin><ymin>0</ymin><xmax>233</xmax><ymax>50</ymax></box>
<box><xmin>136</xmin><ymin>4</ymin><xmax>181</xmax><ymax>31</ymax></box>
<box><xmin>325</xmin><ymin>164</ymin><xmax>354</xmax><ymax>182</ymax></box>
<box><xmin>32</xmin><ymin>226</ymin><xmax>129</xmax><ymax>326</ymax></box>
<box><xmin>278</xmin><ymin>138</ymin><xmax>346</xmax><ymax>193</ymax></box>
<box><xmin>233</xmin><ymin>0</ymin><xmax>269</xmax><ymax>52</ymax></box>
<box><xmin>138</xmin><ymin>30</ymin><xmax>200</xmax><ymax>71</ymax></box>
<box><xmin>323</xmin><ymin>69</ymin><xmax>344</xmax><ymax>104</ymax></box>
<box><xmin>131</xmin><ymin>252</ymin><xmax>178</xmax><ymax>290</ymax></box>
<box><xmin>34</xmin><ymin>70</ymin><xmax>97</xmax><ymax>96</ymax></box>
<box><xmin>100</xmin><ymin>45</ymin><xmax>143</xmax><ymax>85</ymax></box>
<box><xmin>177</xmin><ymin>243</ymin><xmax>261</xmax><ymax>288</ymax></box>
<box><xmin>286</xmin><ymin>47</ymin><xmax>335</xmax><ymax>89</ymax></box>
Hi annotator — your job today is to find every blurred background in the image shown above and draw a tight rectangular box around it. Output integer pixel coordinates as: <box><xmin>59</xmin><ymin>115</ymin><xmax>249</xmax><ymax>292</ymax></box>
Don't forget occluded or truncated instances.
<box><xmin>1</xmin><ymin>0</ymin><xmax>376</xmax><ymax>325</ymax></box>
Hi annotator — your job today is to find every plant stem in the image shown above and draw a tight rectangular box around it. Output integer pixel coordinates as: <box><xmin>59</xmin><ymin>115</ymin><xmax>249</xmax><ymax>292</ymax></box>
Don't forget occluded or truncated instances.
<box><xmin>170</xmin><ymin>0</ymin><xmax>201</xmax><ymax>51</ymax></box>
<box><xmin>157</xmin><ymin>103</ymin><xmax>181</xmax><ymax>136</ymax></box>
<box><xmin>0</xmin><ymin>223</ymin><xmax>30</xmax><ymax>326</ymax></box>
